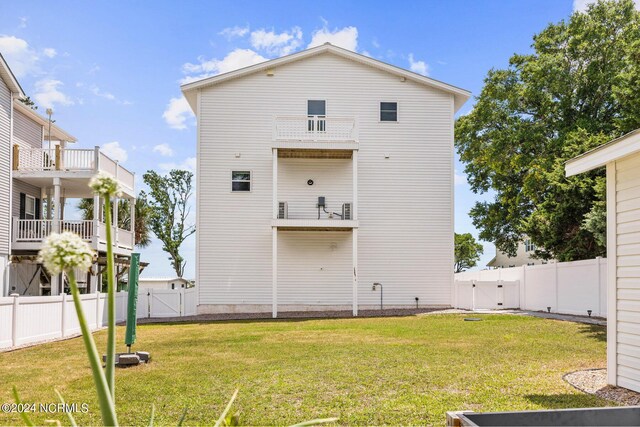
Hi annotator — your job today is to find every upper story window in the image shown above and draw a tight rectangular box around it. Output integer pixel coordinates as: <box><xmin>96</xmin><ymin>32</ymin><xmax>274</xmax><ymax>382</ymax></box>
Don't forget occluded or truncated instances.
<box><xmin>307</xmin><ymin>100</ymin><xmax>326</xmax><ymax>132</ymax></box>
<box><xmin>25</xmin><ymin>195</ymin><xmax>36</xmax><ymax>220</ymax></box>
<box><xmin>524</xmin><ymin>239</ymin><xmax>536</xmax><ymax>252</ymax></box>
<box><xmin>380</xmin><ymin>102</ymin><xmax>398</xmax><ymax>122</ymax></box>
<box><xmin>232</xmin><ymin>171</ymin><xmax>251</xmax><ymax>192</ymax></box>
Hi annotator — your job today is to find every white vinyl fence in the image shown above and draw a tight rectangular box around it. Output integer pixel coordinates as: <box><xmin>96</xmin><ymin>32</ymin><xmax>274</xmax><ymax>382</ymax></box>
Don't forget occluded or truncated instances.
<box><xmin>455</xmin><ymin>257</ymin><xmax>607</xmax><ymax>318</ymax></box>
<box><xmin>0</xmin><ymin>288</ymin><xmax>197</xmax><ymax>350</ymax></box>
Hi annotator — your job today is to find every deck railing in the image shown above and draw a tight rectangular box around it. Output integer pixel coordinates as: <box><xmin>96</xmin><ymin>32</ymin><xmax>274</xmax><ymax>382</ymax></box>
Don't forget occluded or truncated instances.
<box><xmin>12</xmin><ymin>145</ymin><xmax>135</xmax><ymax>193</ymax></box>
<box><xmin>274</xmin><ymin>116</ymin><xmax>357</xmax><ymax>142</ymax></box>
<box><xmin>12</xmin><ymin>218</ymin><xmax>133</xmax><ymax>250</ymax></box>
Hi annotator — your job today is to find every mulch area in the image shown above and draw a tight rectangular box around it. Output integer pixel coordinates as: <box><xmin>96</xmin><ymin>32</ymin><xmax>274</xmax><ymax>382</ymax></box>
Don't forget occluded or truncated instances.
<box><xmin>564</xmin><ymin>368</ymin><xmax>640</xmax><ymax>405</ymax></box>
<box><xmin>135</xmin><ymin>308</ymin><xmax>444</xmax><ymax>324</ymax></box>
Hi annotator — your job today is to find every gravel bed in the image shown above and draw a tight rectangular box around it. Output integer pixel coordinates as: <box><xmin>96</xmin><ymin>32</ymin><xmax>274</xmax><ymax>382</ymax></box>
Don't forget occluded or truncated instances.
<box><xmin>564</xmin><ymin>368</ymin><xmax>640</xmax><ymax>405</ymax></box>
<box><xmin>136</xmin><ymin>308</ymin><xmax>443</xmax><ymax>324</ymax></box>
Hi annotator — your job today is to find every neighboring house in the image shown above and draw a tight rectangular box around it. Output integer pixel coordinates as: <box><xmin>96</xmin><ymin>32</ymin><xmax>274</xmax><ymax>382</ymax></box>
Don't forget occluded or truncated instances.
<box><xmin>566</xmin><ymin>128</ymin><xmax>640</xmax><ymax>394</ymax></box>
<box><xmin>487</xmin><ymin>238</ymin><xmax>552</xmax><ymax>268</ymax></box>
<box><xmin>139</xmin><ymin>277</ymin><xmax>191</xmax><ymax>290</ymax></box>
<box><xmin>0</xmin><ymin>53</ymin><xmax>136</xmax><ymax>297</ymax></box>
<box><xmin>181</xmin><ymin>43</ymin><xmax>470</xmax><ymax>316</ymax></box>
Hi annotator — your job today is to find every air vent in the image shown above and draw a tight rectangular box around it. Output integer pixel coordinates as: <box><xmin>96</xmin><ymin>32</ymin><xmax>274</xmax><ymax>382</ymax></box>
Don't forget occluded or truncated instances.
<box><xmin>342</xmin><ymin>203</ymin><xmax>352</xmax><ymax>220</ymax></box>
<box><xmin>278</xmin><ymin>202</ymin><xmax>288</xmax><ymax>219</ymax></box>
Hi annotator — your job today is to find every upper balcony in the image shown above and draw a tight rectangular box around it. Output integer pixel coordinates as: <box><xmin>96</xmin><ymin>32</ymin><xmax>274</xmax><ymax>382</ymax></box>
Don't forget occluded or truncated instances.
<box><xmin>12</xmin><ymin>145</ymin><xmax>135</xmax><ymax>197</ymax></box>
<box><xmin>272</xmin><ymin>199</ymin><xmax>358</xmax><ymax>231</ymax></box>
<box><xmin>272</xmin><ymin>116</ymin><xmax>358</xmax><ymax>157</ymax></box>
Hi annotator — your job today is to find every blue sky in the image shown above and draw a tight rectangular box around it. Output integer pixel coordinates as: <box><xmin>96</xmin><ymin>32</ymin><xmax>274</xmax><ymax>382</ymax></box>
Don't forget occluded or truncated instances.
<box><xmin>0</xmin><ymin>0</ymin><xmax>608</xmax><ymax>278</ymax></box>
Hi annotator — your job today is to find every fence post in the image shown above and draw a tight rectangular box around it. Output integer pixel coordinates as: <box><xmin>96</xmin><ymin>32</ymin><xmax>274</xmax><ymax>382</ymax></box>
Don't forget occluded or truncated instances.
<box><xmin>497</xmin><ymin>280</ymin><xmax>504</xmax><ymax>309</ymax></box>
<box><xmin>471</xmin><ymin>280</ymin><xmax>476</xmax><ymax>311</ymax></box>
<box><xmin>61</xmin><ymin>293</ymin><xmax>67</xmax><ymax>337</ymax></box>
<box><xmin>11</xmin><ymin>294</ymin><xmax>19</xmax><ymax>347</ymax></box>
<box><xmin>596</xmin><ymin>256</ymin><xmax>602</xmax><ymax>317</ymax></box>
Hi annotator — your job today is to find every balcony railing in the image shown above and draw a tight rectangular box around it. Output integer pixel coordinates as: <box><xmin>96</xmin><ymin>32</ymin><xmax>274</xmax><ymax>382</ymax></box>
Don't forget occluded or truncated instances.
<box><xmin>274</xmin><ymin>116</ymin><xmax>357</xmax><ymax>142</ymax></box>
<box><xmin>12</xmin><ymin>146</ymin><xmax>135</xmax><ymax>193</ymax></box>
<box><xmin>277</xmin><ymin>201</ymin><xmax>353</xmax><ymax>220</ymax></box>
<box><xmin>12</xmin><ymin>218</ymin><xmax>134</xmax><ymax>250</ymax></box>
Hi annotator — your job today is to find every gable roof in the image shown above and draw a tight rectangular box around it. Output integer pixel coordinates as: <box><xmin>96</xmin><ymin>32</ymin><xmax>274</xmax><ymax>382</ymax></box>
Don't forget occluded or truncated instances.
<box><xmin>14</xmin><ymin>100</ymin><xmax>77</xmax><ymax>142</ymax></box>
<box><xmin>565</xmin><ymin>129</ymin><xmax>640</xmax><ymax>176</ymax></box>
<box><xmin>181</xmin><ymin>43</ymin><xmax>471</xmax><ymax>113</ymax></box>
<box><xmin>0</xmin><ymin>53</ymin><xmax>25</xmax><ymax>96</ymax></box>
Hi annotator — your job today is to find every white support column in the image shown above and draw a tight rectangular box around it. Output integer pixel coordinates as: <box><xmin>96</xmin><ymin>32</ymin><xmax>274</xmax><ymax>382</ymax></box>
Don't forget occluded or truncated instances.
<box><xmin>93</xmin><ymin>194</ymin><xmax>100</xmax><ymax>246</ymax></box>
<box><xmin>352</xmin><ymin>228</ymin><xmax>358</xmax><ymax>316</ymax></box>
<box><xmin>272</xmin><ymin>148</ymin><xmax>278</xmax><ymax>219</ymax></box>
<box><xmin>46</xmin><ymin>188</ymin><xmax>52</xmax><ymax>220</ymax></box>
<box><xmin>113</xmin><ymin>197</ymin><xmax>119</xmax><ymax>247</ymax></box>
<box><xmin>606</xmin><ymin>161</ymin><xmax>618</xmax><ymax>386</ymax></box>
<box><xmin>272</xmin><ymin>227</ymin><xmax>278</xmax><ymax>318</ymax></box>
<box><xmin>352</xmin><ymin>150</ymin><xmax>358</xmax><ymax>220</ymax></box>
<box><xmin>51</xmin><ymin>178</ymin><xmax>61</xmax><ymax>295</ymax></box>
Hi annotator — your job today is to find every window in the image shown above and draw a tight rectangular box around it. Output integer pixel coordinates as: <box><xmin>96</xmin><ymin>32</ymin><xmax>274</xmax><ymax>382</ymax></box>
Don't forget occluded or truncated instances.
<box><xmin>524</xmin><ymin>239</ymin><xmax>536</xmax><ymax>252</ymax></box>
<box><xmin>25</xmin><ymin>195</ymin><xmax>36</xmax><ymax>220</ymax></box>
<box><xmin>307</xmin><ymin>100</ymin><xmax>326</xmax><ymax>132</ymax></box>
<box><xmin>380</xmin><ymin>102</ymin><xmax>398</xmax><ymax>122</ymax></box>
<box><xmin>232</xmin><ymin>171</ymin><xmax>251</xmax><ymax>192</ymax></box>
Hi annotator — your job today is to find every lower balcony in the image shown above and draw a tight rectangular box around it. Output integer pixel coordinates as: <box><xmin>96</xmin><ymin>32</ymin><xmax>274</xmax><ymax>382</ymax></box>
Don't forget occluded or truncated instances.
<box><xmin>12</xmin><ymin>218</ymin><xmax>134</xmax><ymax>254</ymax></box>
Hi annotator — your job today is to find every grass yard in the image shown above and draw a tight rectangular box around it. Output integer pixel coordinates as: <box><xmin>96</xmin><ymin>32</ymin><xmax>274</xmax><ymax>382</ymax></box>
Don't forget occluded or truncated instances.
<box><xmin>0</xmin><ymin>314</ymin><xmax>608</xmax><ymax>425</ymax></box>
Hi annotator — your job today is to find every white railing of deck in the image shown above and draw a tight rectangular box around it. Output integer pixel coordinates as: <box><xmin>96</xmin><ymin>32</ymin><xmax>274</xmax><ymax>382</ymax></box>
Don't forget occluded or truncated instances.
<box><xmin>13</xmin><ymin>219</ymin><xmax>55</xmax><ymax>241</ymax></box>
<box><xmin>61</xmin><ymin>148</ymin><xmax>95</xmax><ymax>170</ymax></box>
<box><xmin>99</xmin><ymin>152</ymin><xmax>117</xmax><ymax>176</ymax></box>
<box><xmin>18</xmin><ymin>148</ymin><xmax>56</xmax><ymax>171</ymax></box>
<box><xmin>274</xmin><ymin>116</ymin><xmax>357</xmax><ymax>141</ymax></box>
<box><xmin>60</xmin><ymin>220</ymin><xmax>94</xmax><ymax>240</ymax></box>
<box><xmin>118</xmin><ymin>229</ymin><xmax>134</xmax><ymax>249</ymax></box>
<box><xmin>13</xmin><ymin>218</ymin><xmax>132</xmax><ymax>249</ymax></box>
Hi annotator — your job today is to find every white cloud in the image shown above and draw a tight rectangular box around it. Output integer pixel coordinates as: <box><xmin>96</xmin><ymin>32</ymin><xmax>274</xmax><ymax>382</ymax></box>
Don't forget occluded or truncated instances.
<box><xmin>574</xmin><ymin>0</ymin><xmax>639</xmax><ymax>11</ymax></box>
<box><xmin>408</xmin><ymin>53</ymin><xmax>429</xmax><ymax>76</ymax></box>
<box><xmin>43</xmin><ymin>48</ymin><xmax>57</xmax><ymax>58</ymax></box>
<box><xmin>101</xmin><ymin>141</ymin><xmax>128</xmax><ymax>163</ymax></box>
<box><xmin>153</xmin><ymin>143</ymin><xmax>174</xmax><ymax>157</ymax></box>
<box><xmin>19</xmin><ymin>17</ymin><xmax>28</xmax><ymax>29</ymax></box>
<box><xmin>163</xmin><ymin>97</ymin><xmax>194</xmax><ymax>130</ymax></box>
<box><xmin>250</xmin><ymin>27</ymin><xmax>303</xmax><ymax>56</ymax></box>
<box><xmin>90</xmin><ymin>85</ymin><xmax>115</xmax><ymax>101</ymax></box>
<box><xmin>454</xmin><ymin>170</ymin><xmax>467</xmax><ymax>186</ymax></box>
<box><xmin>308</xmin><ymin>26</ymin><xmax>358</xmax><ymax>51</ymax></box>
<box><xmin>219</xmin><ymin>25</ymin><xmax>250</xmax><ymax>39</ymax></box>
<box><xmin>181</xmin><ymin>48</ymin><xmax>268</xmax><ymax>84</ymax></box>
<box><xmin>33</xmin><ymin>79</ymin><xmax>74</xmax><ymax>108</ymax></box>
<box><xmin>0</xmin><ymin>35</ymin><xmax>39</xmax><ymax>77</ymax></box>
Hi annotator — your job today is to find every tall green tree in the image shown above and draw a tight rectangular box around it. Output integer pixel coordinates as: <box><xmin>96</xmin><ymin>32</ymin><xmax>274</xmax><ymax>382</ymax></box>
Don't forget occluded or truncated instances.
<box><xmin>77</xmin><ymin>193</ymin><xmax>152</xmax><ymax>247</ymax></box>
<box><xmin>143</xmin><ymin>169</ymin><xmax>195</xmax><ymax>277</ymax></box>
<box><xmin>454</xmin><ymin>233</ymin><xmax>484</xmax><ymax>273</ymax></box>
<box><xmin>455</xmin><ymin>0</ymin><xmax>640</xmax><ymax>261</ymax></box>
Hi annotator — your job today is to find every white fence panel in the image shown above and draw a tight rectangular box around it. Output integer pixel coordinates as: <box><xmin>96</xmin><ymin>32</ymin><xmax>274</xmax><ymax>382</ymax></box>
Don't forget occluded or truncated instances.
<box><xmin>149</xmin><ymin>289</ymin><xmax>182</xmax><ymax>318</ymax></box>
<box><xmin>0</xmin><ymin>298</ymin><xmax>13</xmax><ymax>348</ymax></box>
<box><xmin>184</xmin><ymin>288</ymin><xmax>197</xmax><ymax>316</ymax></box>
<box><xmin>137</xmin><ymin>291</ymin><xmax>150</xmax><ymax>318</ymax></box>
<box><xmin>15</xmin><ymin>296</ymin><xmax>63</xmax><ymax>346</ymax></box>
<box><xmin>455</xmin><ymin>257</ymin><xmax>607</xmax><ymax>318</ymax></box>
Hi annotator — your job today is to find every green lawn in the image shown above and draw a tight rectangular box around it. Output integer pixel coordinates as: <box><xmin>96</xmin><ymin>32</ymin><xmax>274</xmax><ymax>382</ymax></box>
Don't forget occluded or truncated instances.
<box><xmin>0</xmin><ymin>314</ymin><xmax>608</xmax><ymax>426</ymax></box>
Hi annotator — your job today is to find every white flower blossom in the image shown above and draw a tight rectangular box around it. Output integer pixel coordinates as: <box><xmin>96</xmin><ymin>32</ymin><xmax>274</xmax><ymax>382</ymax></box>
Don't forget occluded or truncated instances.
<box><xmin>89</xmin><ymin>172</ymin><xmax>121</xmax><ymax>198</ymax></box>
<box><xmin>38</xmin><ymin>232</ymin><xmax>96</xmax><ymax>275</ymax></box>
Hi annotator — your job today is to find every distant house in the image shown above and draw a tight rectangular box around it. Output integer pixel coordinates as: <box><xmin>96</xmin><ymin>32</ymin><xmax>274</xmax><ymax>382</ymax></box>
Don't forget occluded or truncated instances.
<box><xmin>566</xmin><ymin>128</ymin><xmax>640</xmax><ymax>393</ymax></box>
<box><xmin>138</xmin><ymin>277</ymin><xmax>190</xmax><ymax>291</ymax></box>
<box><xmin>0</xmin><ymin>53</ymin><xmax>137</xmax><ymax>297</ymax></box>
<box><xmin>487</xmin><ymin>238</ymin><xmax>553</xmax><ymax>268</ymax></box>
<box><xmin>181</xmin><ymin>43</ymin><xmax>470</xmax><ymax>316</ymax></box>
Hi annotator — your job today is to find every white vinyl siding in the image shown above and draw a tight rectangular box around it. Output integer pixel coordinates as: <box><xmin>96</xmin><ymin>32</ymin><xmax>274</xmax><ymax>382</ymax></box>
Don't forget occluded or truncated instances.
<box><xmin>278</xmin><ymin>231</ymin><xmax>352</xmax><ymax>305</ymax></box>
<box><xmin>615</xmin><ymin>154</ymin><xmax>640</xmax><ymax>392</ymax></box>
<box><xmin>0</xmin><ymin>78</ymin><xmax>11</xmax><ymax>255</ymax></box>
<box><xmin>14</xmin><ymin>109</ymin><xmax>42</xmax><ymax>150</ymax></box>
<box><xmin>12</xmin><ymin>180</ymin><xmax>40</xmax><ymax>218</ymax></box>
<box><xmin>197</xmin><ymin>52</ymin><xmax>454</xmax><ymax>309</ymax></box>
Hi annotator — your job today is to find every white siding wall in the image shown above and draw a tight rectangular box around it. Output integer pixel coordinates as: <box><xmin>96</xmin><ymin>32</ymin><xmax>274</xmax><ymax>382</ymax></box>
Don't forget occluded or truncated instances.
<box><xmin>615</xmin><ymin>155</ymin><xmax>640</xmax><ymax>392</ymax></box>
<box><xmin>14</xmin><ymin>109</ymin><xmax>42</xmax><ymax>150</ymax></box>
<box><xmin>12</xmin><ymin>179</ymin><xmax>40</xmax><ymax>218</ymax></box>
<box><xmin>278</xmin><ymin>231</ymin><xmax>352</xmax><ymax>306</ymax></box>
<box><xmin>0</xmin><ymin>78</ymin><xmax>11</xmax><ymax>256</ymax></box>
<box><xmin>197</xmin><ymin>52</ymin><xmax>454</xmax><ymax>310</ymax></box>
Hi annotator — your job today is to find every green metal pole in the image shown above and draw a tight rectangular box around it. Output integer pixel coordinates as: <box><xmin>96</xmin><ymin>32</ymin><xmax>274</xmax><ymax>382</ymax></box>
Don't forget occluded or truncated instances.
<box><xmin>125</xmin><ymin>253</ymin><xmax>140</xmax><ymax>352</ymax></box>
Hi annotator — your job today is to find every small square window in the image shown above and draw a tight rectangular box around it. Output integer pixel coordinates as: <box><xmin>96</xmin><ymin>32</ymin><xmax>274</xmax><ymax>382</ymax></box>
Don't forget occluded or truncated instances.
<box><xmin>232</xmin><ymin>171</ymin><xmax>251</xmax><ymax>192</ymax></box>
<box><xmin>380</xmin><ymin>102</ymin><xmax>398</xmax><ymax>122</ymax></box>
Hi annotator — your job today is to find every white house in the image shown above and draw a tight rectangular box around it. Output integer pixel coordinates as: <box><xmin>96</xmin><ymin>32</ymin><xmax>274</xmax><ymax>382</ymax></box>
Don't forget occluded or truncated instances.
<box><xmin>0</xmin><ymin>53</ymin><xmax>137</xmax><ymax>297</ymax></box>
<box><xmin>487</xmin><ymin>238</ymin><xmax>554</xmax><ymax>268</ymax></box>
<box><xmin>182</xmin><ymin>43</ymin><xmax>470</xmax><ymax>317</ymax></box>
<box><xmin>566</xmin><ymin>128</ymin><xmax>640</xmax><ymax>393</ymax></box>
<box><xmin>139</xmin><ymin>277</ymin><xmax>191</xmax><ymax>290</ymax></box>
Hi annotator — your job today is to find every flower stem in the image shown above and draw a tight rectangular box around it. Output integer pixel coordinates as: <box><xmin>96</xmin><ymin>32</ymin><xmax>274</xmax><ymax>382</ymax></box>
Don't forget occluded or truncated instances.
<box><xmin>68</xmin><ymin>269</ymin><xmax>118</xmax><ymax>426</ymax></box>
<box><xmin>104</xmin><ymin>194</ymin><xmax>116</xmax><ymax>401</ymax></box>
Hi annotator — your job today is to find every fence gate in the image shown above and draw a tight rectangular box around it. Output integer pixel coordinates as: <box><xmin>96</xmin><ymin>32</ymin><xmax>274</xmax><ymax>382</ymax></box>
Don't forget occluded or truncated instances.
<box><xmin>148</xmin><ymin>289</ymin><xmax>182</xmax><ymax>318</ymax></box>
